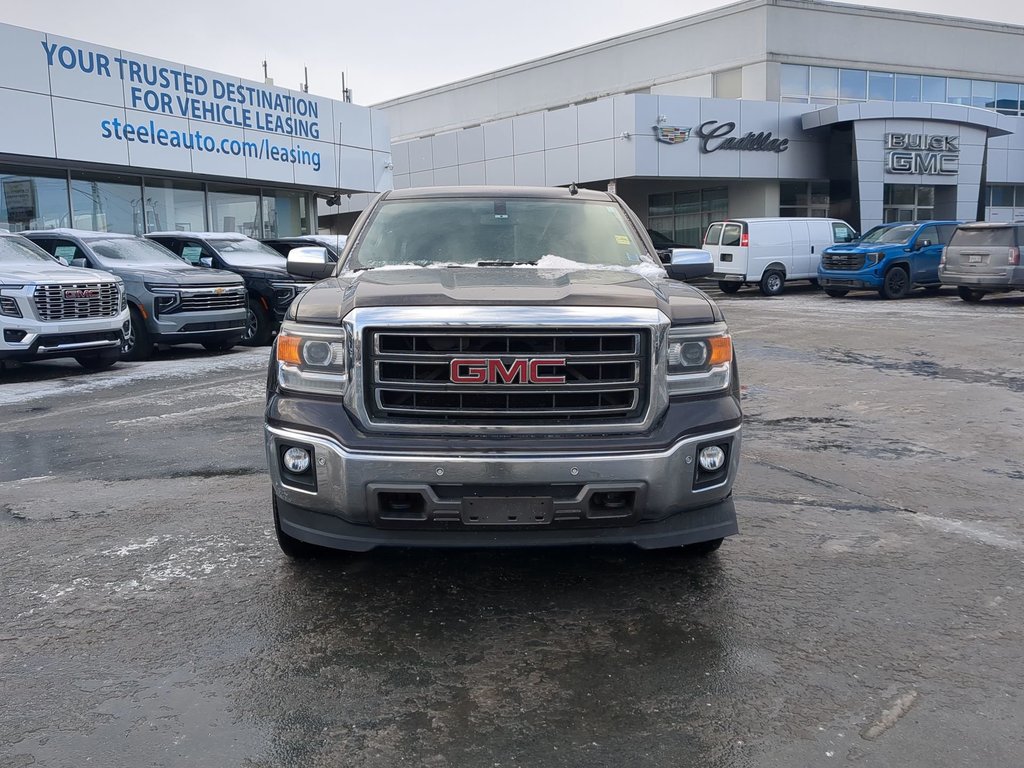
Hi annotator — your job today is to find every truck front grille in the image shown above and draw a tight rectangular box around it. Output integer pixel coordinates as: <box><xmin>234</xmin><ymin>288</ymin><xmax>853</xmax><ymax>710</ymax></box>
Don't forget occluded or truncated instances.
<box><xmin>365</xmin><ymin>329</ymin><xmax>650</xmax><ymax>425</ymax></box>
<box><xmin>821</xmin><ymin>252</ymin><xmax>865</xmax><ymax>271</ymax></box>
<box><xmin>178</xmin><ymin>287</ymin><xmax>247</xmax><ymax>312</ymax></box>
<box><xmin>33</xmin><ymin>283</ymin><xmax>120</xmax><ymax>321</ymax></box>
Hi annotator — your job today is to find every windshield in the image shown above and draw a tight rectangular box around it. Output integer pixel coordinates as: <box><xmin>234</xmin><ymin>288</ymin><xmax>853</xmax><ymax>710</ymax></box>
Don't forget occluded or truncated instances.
<box><xmin>860</xmin><ymin>225</ymin><xmax>918</xmax><ymax>245</ymax></box>
<box><xmin>0</xmin><ymin>235</ymin><xmax>60</xmax><ymax>265</ymax></box>
<box><xmin>207</xmin><ymin>238</ymin><xmax>287</xmax><ymax>268</ymax></box>
<box><xmin>88</xmin><ymin>237</ymin><xmax>186</xmax><ymax>266</ymax></box>
<box><xmin>347</xmin><ymin>198</ymin><xmax>657</xmax><ymax>271</ymax></box>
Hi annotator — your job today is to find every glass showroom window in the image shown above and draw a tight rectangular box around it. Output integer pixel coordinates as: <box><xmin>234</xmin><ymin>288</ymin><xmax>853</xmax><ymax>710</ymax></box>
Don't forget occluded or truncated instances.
<box><xmin>781</xmin><ymin>64</ymin><xmax>810</xmax><ymax>103</ymax></box>
<box><xmin>0</xmin><ymin>166</ymin><xmax>70</xmax><ymax>232</ymax></box>
<box><xmin>987</xmin><ymin>185</ymin><xmax>1015</xmax><ymax>207</ymax></box>
<box><xmin>261</xmin><ymin>188</ymin><xmax>310</xmax><ymax>237</ymax></box>
<box><xmin>972</xmin><ymin>80</ymin><xmax>997</xmax><ymax>110</ymax></box>
<box><xmin>946</xmin><ymin>78</ymin><xmax>972</xmax><ymax>107</ymax></box>
<box><xmin>780</xmin><ymin>182</ymin><xmax>830</xmax><ymax>218</ymax></box>
<box><xmin>922</xmin><ymin>76</ymin><xmax>946</xmax><ymax>104</ymax></box>
<box><xmin>884</xmin><ymin>185</ymin><xmax>935</xmax><ymax>223</ymax></box>
<box><xmin>840</xmin><ymin>69</ymin><xmax>867</xmax><ymax>102</ymax></box>
<box><xmin>70</xmin><ymin>173</ymin><xmax>143</xmax><ymax>234</ymax></box>
<box><xmin>144</xmin><ymin>178</ymin><xmax>206</xmax><ymax>233</ymax></box>
<box><xmin>647</xmin><ymin>188</ymin><xmax>727</xmax><ymax>247</ymax></box>
<box><xmin>895</xmin><ymin>74</ymin><xmax>921</xmax><ymax>102</ymax></box>
<box><xmin>995</xmin><ymin>83</ymin><xmax>1021</xmax><ymax>115</ymax></box>
<box><xmin>809</xmin><ymin>67</ymin><xmax>839</xmax><ymax>105</ymax></box>
<box><xmin>208</xmin><ymin>185</ymin><xmax>261</xmax><ymax>236</ymax></box>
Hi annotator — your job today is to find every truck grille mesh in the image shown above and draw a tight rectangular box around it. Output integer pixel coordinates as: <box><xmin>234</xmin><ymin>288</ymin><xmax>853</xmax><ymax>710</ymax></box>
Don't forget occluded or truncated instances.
<box><xmin>178</xmin><ymin>288</ymin><xmax>247</xmax><ymax>312</ymax></box>
<box><xmin>366</xmin><ymin>329</ymin><xmax>650</xmax><ymax>425</ymax></box>
<box><xmin>821</xmin><ymin>252</ymin><xmax>865</xmax><ymax>271</ymax></box>
<box><xmin>33</xmin><ymin>283</ymin><xmax>120</xmax><ymax>321</ymax></box>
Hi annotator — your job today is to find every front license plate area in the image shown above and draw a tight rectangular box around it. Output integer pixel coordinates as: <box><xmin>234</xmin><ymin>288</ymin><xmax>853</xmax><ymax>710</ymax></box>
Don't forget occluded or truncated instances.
<box><xmin>462</xmin><ymin>497</ymin><xmax>554</xmax><ymax>526</ymax></box>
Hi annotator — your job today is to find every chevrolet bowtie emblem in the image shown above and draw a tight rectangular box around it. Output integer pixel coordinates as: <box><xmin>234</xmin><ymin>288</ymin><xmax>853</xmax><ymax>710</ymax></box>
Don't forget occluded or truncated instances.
<box><xmin>653</xmin><ymin>125</ymin><xmax>692</xmax><ymax>144</ymax></box>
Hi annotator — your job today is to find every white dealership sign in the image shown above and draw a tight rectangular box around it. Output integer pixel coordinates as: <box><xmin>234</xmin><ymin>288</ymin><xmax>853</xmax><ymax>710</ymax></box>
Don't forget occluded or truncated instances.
<box><xmin>0</xmin><ymin>22</ymin><xmax>391</xmax><ymax>193</ymax></box>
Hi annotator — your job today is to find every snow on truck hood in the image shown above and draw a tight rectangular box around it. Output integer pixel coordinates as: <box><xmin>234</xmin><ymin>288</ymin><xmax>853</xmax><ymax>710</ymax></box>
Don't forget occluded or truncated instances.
<box><xmin>291</xmin><ymin>258</ymin><xmax>719</xmax><ymax>326</ymax></box>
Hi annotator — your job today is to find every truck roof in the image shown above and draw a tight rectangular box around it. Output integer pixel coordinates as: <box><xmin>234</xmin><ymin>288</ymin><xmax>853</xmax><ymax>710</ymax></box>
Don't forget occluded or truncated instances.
<box><xmin>146</xmin><ymin>231</ymin><xmax>251</xmax><ymax>240</ymax></box>
<box><xmin>385</xmin><ymin>185</ymin><xmax>615</xmax><ymax>202</ymax></box>
<box><xmin>21</xmin><ymin>228</ymin><xmax>137</xmax><ymax>240</ymax></box>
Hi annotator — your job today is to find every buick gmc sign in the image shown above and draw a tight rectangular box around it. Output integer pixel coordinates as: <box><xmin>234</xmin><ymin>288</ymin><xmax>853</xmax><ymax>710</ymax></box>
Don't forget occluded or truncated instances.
<box><xmin>885</xmin><ymin>133</ymin><xmax>960</xmax><ymax>175</ymax></box>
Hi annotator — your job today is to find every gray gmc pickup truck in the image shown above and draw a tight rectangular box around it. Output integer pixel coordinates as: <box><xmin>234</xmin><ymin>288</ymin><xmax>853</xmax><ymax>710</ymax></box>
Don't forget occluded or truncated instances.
<box><xmin>264</xmin><ymin>186</ymin><xmax>741</xmax><ymax>558</ymax></box>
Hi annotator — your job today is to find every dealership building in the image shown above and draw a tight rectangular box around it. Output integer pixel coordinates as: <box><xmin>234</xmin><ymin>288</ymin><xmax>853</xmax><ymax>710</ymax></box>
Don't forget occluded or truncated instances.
<box><xmin>7</xmin><ymin>1</ymin><xmax>1024</xmax><ymax>244</ymax></box>
<box><xmin>328</xmin><ymin>0</ymin><xmax>1024</xmax><ymax>243</ymax></box>
<box><xmin>0</xmin><ymin>21</ymin><xmax>391</xmax><ymax>238</ymax></box>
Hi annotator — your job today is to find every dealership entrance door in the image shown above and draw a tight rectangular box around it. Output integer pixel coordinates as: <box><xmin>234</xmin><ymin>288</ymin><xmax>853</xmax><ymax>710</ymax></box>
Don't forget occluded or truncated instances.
<box><xmin>883</xmin><ymin>184</ymin><xmax>957</xmax><ymax>223</ymax></box>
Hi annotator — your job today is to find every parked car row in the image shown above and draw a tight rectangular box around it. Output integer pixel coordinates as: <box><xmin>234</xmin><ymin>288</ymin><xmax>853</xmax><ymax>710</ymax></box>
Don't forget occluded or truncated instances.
<box><xmin>0</xmin><ymin>229</ymin><xmax>338</xmax><ymax>372</ymax></box>
<box><xmin>702</xmin><ymin>217</ymin><xmax>1024</xmax><ymax>301</ymax></box>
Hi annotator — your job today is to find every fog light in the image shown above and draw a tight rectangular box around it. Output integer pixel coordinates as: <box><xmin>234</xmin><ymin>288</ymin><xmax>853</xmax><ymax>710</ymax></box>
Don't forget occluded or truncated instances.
<box><xmin>698</xmin><ymin>446</ymin><xmax>726</xmax><ymax>472</ymax></box>
<box><xmin>283</xmin><ymin>447</ymin><xmax>311</xmax><ymax>474</ymax></box>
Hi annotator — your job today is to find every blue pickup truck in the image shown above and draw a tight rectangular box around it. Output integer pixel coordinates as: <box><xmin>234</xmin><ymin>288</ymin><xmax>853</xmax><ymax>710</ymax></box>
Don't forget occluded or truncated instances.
<box><xmin>818</xmin><ymin>221</ymin><xmax>961</xmax><ymax>299</ymax></box>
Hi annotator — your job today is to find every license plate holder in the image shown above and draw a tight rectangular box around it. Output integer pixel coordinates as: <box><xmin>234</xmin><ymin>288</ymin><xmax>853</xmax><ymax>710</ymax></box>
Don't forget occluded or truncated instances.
<box><xmin>969</xmin><ymin>254</ymin><xmax>984</xmax><ymax>264</ymax></box>
<box><xmin>462</xmin><ymin>497</ymin><xmax>554</xmax><ymax>526</ymax></box>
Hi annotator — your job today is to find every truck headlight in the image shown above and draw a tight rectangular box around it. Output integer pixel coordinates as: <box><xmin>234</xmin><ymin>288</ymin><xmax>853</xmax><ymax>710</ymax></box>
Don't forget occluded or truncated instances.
<box><xmin>0</xmin><ymin>286</ymin><xmax>23</xmax><ymax>318</ymax></box>
<box><xmin>145</xmin><ymin>283</ymin><xmax>179</xmax><ymax>314</ymax></box>
<box><xmin>665</xmin><ymin>326</ymin><xmax>732</xmax><ymax>395</ymax></box>
<box><xmin>275</xmin><ymin>322</ymin><xmax>348</xmax><ymax>395</ymax></box>
<box><xmin>865</xmin><ymin>252</ymin><xmax>885</xmax><ymax>265</ymax></box>
<box><xmin>270</xmin><ymin>281</ymin><xmax>314</xmax><ymax>306</ymax></box>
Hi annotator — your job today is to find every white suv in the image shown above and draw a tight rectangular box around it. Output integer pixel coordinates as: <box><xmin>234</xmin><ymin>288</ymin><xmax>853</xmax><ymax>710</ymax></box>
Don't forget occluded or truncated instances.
<box><xmin>0</xmin><ymin>232</ymin><xmax>130</xmax><ymax>370</ymax></box>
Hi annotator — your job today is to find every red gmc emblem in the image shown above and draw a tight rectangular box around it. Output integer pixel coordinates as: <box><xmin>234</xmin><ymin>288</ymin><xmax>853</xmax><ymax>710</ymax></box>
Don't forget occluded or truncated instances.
<box><xmin>64</xmin><ymin>289</ymin><xmax>98</xmax><ymax>299</ymax></box>
<box><xmin>450</xmin><ymin>358</ymin><xmax>567</xmax><ymax>385</ymax></box>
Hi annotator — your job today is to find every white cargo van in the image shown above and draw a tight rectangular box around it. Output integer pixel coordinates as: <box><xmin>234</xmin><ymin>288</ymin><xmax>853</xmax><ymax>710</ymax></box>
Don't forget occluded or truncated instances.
<box><xmin>703</xmin><ymin>218</ymin><xmax>858</xmax><ymax>295</ymax></box>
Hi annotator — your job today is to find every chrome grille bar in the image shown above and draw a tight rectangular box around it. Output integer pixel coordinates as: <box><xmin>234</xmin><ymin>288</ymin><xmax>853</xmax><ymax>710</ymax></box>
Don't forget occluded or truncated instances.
<box><xmin>367</xmin><ymin>329</ymin><xmax>649</xmax><ymax>425</ymax></box>
<box><xmin>32</xmin><ymin>283</ymin><xmax>120</xmax><ymax>321</ymax></box>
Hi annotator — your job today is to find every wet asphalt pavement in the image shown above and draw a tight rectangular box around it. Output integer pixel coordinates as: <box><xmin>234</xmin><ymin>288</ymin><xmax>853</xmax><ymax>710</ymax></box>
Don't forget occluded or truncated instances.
<box><xmin>1</xmin><ymin>285</ymin><xmax>1022</xmax><ymax>767</ymax></box>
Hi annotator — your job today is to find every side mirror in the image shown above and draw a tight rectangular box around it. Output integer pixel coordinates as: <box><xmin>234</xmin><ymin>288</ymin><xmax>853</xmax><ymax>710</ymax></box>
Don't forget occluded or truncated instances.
<box><xmin>664</xmin><ymin>248</ymin><xmax>714</xmax><ymax>281</ymax></box>
<box><xmin>199</xmin><ymin>256</ymin><xmax>213</xmax><ymax>267</ymax></box>
<box><xmin>70</xmin><ymin>258</ymin><xmax>88</xmax><ymax>268</ymax></box>
<box><xmin>917</xmin><ymin>239</ymin><xmax>933</xmax><ymax>249</ymax></box>
<box><xmin>287</xmin><ymin>246</ymin><xmax>335</xmax><ymax>280</ymax></box>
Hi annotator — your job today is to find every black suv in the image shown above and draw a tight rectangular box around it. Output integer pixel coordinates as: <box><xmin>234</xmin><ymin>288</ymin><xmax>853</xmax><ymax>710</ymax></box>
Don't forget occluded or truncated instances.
<box><xmin>146</xmin><ymin>232</ymin><xmax>316</xmax><ymax>346</ymax></box>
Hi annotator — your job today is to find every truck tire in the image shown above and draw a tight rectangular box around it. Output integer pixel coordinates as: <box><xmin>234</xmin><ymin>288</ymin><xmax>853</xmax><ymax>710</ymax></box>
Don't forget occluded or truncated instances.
<box><xmin>957</xmin><ymin>287</ymin><xmax>986</xmax><ymax>303</ymax></box>
<box><xmin>718</xmin><ymin>281</ymin><xmax>742</xmax><ymax>294</ymax></box>
<box><xmin>75</xmin><ymin>350</ymin><xmax>120</xmax><ymax>371</ymax></box>
<box><xmin>880</xmin><ymin>266</ymin><xmax>910</xmax><ymax>299</ymax></box>
<box><xmin>759</xmin><ymin>270</ymin><xmax>785</xmax><ymax>296</ymax></box>
<box><xmin>242</xmin><ymin>301</ymin><xmax>273</xmax><ymax>347</ymax></box>
<box><xmin>121</xmin><ymin>306</ymin><xmax>153</xmax><ymax>361</ymax></box>
<box><xmin>273</xmin><ymin>492</ymin><xmax>323</xmax><ymax>559</ymax></box>
<box><xmin>824</xmin><ymin>288</ymin><xmax>849</xmax><ymax>298</ymax></box>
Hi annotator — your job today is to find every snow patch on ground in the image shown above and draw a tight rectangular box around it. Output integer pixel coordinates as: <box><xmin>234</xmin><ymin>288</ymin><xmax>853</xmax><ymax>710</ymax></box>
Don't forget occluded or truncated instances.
<box><xmin>0</xmin><ymin>349</ymin><xmax>269</xmax><ymax>407</ymax></box>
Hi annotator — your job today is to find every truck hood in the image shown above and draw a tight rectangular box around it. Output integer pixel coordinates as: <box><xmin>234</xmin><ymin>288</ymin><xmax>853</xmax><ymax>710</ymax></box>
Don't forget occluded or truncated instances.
<box><xmin>113</xmin><ymin>264</ymin><xmax>244</xmax><ymax>286</ymax></box>
<box><xmin>0</xmin><ymin>263</ymin><xmax>118</xmax><ymax>284</ymax></box>
<box><xmin>823</xmin><ymin>242</ymin><xmax>899</xmax><ymax>254</ymax></box>
<box><xmin>290</xmin><ymin>266</ymin><xmax>720</xmax><ymax>325</ymax></box>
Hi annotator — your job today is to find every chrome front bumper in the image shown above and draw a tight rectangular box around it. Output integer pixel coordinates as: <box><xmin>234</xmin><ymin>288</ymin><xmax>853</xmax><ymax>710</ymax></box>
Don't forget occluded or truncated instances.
<box><xmin>266</xmin><ymin>423</ymin><xmax>741</xmax><ymax>550</ymax></box>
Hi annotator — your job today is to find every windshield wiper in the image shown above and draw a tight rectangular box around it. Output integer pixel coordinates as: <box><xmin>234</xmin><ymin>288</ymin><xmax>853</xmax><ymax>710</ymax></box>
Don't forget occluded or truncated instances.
<box><xmin>472</xmin><ymin>260</ymin><xmax>538</xmax><ymax>267</ymax></box>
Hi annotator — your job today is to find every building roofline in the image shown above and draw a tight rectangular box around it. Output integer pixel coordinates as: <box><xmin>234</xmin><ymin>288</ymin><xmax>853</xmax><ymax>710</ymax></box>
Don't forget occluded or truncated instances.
<box><xmin>373</xmin><ymin>0</ymin><xmax>1024</xmax><ymax>110</ymax></box>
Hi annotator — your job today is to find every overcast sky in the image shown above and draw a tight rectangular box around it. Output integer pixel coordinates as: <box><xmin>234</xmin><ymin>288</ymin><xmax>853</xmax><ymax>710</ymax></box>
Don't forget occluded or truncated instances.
<box><xmin>3</xmin><ymin>0</ymin><xmax>1022</xmax><ymax>105</ymax></box>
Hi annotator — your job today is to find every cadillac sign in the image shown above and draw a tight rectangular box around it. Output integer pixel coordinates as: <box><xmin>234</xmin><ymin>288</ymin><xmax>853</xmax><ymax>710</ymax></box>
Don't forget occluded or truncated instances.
<box><xmin>653</xmin><ymin>125</ymin><xmax>691</xmax><ymax>144</ymax></box>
